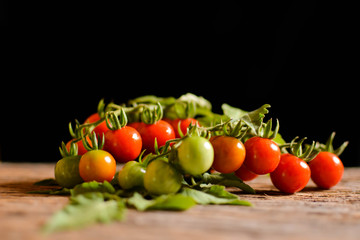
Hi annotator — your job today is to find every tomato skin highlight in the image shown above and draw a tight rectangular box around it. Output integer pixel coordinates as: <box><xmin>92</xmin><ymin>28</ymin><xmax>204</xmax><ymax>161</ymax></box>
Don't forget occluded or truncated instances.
<box><xmin>54</xmin><ymin>155</ymin><xmax>83</xmax><ymax>188</ymax></box>
<box><xmin>243</xmin><ymin>136</ymin><xmax>281</xmax><ymax>175</ymax></box>
<box><xmin>118</xmin><ymin>161</ymin><xmax>146</xmax><ymax>190</ymax></box>
<box><xmin>137</xmin><ymin>120</ymin><xmax>175</xmax><ymax>153</ymax></box>
<box><xmin>103</xmin><ymin>126</ymin><xmax>142</xmax><ymax>163</ymax></box>
<box><xmin>79</xmin><ymin>150</ymin><xmax>116</xmax><ymax>182</ymax></box>
<box><xmin>210</xmin><ymin>136</ymin><xmax>246</xmax><ymax>174</ymax></box>
<box><xmin>270</xmin><ymin>153</ymin><xmax>311</xmax><ymax>194</ymax></box>
<box><xmin>175</xmin><ymin>136</ymin><xmax>214</xmax><ymax>176</ymax></box>
<box><xmin>144</xmin><ymin>158</ymin><xmax>182</xmax><ymax>195</ymax></box>
<box><xmin>235</xmin><ymin>164</ymin><xmax>258</xmax><ymax>181</ymax></box>
<box><xmin>84</xmin><ymin>113</ymin><xmax>109</xmax><ymax>136</ymax></box>
<box><xmin>308</xmin><ymin>152</ymin><xmax>344</xmax><ymax>189</ymax></box>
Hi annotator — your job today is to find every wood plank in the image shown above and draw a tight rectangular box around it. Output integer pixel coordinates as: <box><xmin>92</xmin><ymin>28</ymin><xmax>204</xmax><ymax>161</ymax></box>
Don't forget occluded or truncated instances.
<box><xmin>0</xmin><ymin>162</ymin><xmax>359</xmax><ymax>240</ymax></box>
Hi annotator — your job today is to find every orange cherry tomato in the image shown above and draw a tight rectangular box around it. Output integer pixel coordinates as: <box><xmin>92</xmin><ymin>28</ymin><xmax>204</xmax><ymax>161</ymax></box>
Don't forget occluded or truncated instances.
<box><xmin>79</xmin><ymin>150</ymin><xmax>116</xmax><ymax>182</ymax></box>
<box><xmin>210</xmin><ymin>136</ymin><xmax>246</xmax><ymax>174</ymax></box>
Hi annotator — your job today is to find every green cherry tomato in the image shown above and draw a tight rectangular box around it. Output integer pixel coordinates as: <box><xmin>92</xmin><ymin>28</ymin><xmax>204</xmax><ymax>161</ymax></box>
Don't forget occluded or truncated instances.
<box><xmin>54</xmin><ymin>155</ymin><xmax>83</xmax><ymax>188</ymax></box>
<box><xmin>144</xmin><ymin>158</ymin><xmax>182</xmax><ymax>195</ymax></box>
<box><xmin>210</xmin><ymin>136</ymin><xmax>246</xmax><ymax>174</ymax></box>
<box><xmin>175</xmin><ymin>136</ymin><xmax>214</xmax><ymax>176</ymax></box>
<box><xmin>118</xmin><ymin>161</ymin><xmax>146</xmax><ymax>190</ymax></box>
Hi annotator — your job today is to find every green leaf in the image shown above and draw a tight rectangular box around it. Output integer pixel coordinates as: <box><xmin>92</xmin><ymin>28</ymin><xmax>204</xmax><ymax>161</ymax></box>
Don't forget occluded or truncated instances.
<box><xmin>201</xmin><ymin>172</ymin><xmax>256</xmax><ymax>194</ymax></box>
<box><xmin>71</xmin><ymin>181</ymin><xmax>116</xmax><ymax>196</ymax></box>
<box><xmin>177</xmin><ymin>93</ymin><xmax>212</xmax><ymax>111</ymax></box>
<box><xmin>128</xmin><ymin>95</ymin><xmax>176</xmax><ymax>106</ymax></box>
<box><xmin>222</xmin><ymin>103</ymin><xmax>270</xmax><ymax>134</ymax></box>
<box><xmin>180</xmin><ymin>187</ymin><xmax>251</xmax><ymax>206</ymax></box>
<box><xmin>27</xmin><ymin>188</ymin><xmax>71</xmax><ymax>195</ymax></box>
<box><xmin>33</xmin><ymin>178</ymin><xmax>59</xmax><ymax>186</ymax></box>
<box><xmin>127</xmin><ymin>192</ymin><xmax>196</xmax><ymax>211</ymax></box>
<box><xmin>222</xmin><ymin>103</ymin><xmax>248</xmax><ymax>120</ymax></box>
<box><xmin>201</xmin><ymin>185</ymin><xmax>240</xmax><ymax>199</ymax></box>
<box><xmin>43</xmin><ymin>192</ymin><xmax>126</xmax><ymax>233</ymax></box>
<box><xmin>272</xmin><ymin>132</ymin><xmax>286</xmax><ymax>145</ymax></box>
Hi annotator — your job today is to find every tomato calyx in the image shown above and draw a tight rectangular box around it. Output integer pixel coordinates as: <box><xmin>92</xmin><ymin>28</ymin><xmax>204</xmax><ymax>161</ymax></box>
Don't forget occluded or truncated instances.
<box><xmin>222</xmin><ymin>120</ymin><xmax>249</xmax><ymax>139</ymax></box>
<box><xmin>315</xmin><ymin>132</ymin><xmax>349</xmax><ymax>157</ymax></box>
<box><xmin>281</xmin><ymin>136</ymin><xmax>320</xmax><ymax>162</ymax></box>
<box><xmin>59</xmin><ymin>141</ymin><xmax>78</xmax><ymax>158</ymax></box>
<box><xmin>105</xmin><ymin>109</ymin><xmax>128</xmax><ymax>130</ymax></box>
<box><xmin>82</xmin><ymin>131</ymin><xmax>105</xmax><ymax>151</ymax></box>
<box><xmin>165</xmin><ymin>100</ymin><xmax>197</xmax><ymax>119</ymax></box>
<box><xmin>140</xmin><ymin>102</ymin><xmax>163</xmax><ymax>124</ymax></box>
<box><xmin>257</xmin><ymin>118</ymin><xmax>280</xmax><ymax>139</ymax></box>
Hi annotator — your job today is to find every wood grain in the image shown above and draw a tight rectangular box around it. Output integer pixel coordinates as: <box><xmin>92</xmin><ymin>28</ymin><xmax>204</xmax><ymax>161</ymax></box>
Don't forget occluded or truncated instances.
<box><xmin>0</xmin><ymin>162</ymin><xmax>359</xmax><ymax>240</ymax></box>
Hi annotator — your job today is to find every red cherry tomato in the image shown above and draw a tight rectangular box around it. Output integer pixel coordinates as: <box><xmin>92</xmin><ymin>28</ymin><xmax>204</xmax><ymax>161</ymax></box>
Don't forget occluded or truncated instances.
<box><xmin>243</xmin><ymin>136</ymin><xmax>281</xmax><ymax>175</ymax></box>
<box><xmin>308</xmin><ymin>152</ymin><xmax>344</xmax><ymax>189</ymax></box>
<box><xmin>84</xmin><ymin>113</ymin><xmax>109</xmax><ymax>136</ymax></box>
<box><xmin>164</xmin><ymin>118</ymin><xmax>199</xmax><ymax>138</ymax></box>
<box><xmin>79</xmin><ymin>150</ymin><xmax>116</xmax><ymax>182</ymax></box>
<box><xmin>137</xmin><ymin>120</ymin><xmax>175</xmax><ymax>153</ymax></box>
<box><xmin>235</xmin><ymin>164</ymin><xmax>258</xmax><ymax>181</ymax></box>
<box><xmin>210</xmin><ymin>136</ymin><xmax>246</xmax><ymax>174</ymax></box>
<box><xmin>128</xmin><ymin>122</ymin><xmax>145</xmax><ymax>132</ymax></box>
<box><xmin>103</xmin><ymin>126</ymin><xmax>142</xmax><ymax>163</ymax></box>
<box><xmin>270</xmin><ymin>153</ymin><xmax>311</xmax><ymax>194</ymax></box>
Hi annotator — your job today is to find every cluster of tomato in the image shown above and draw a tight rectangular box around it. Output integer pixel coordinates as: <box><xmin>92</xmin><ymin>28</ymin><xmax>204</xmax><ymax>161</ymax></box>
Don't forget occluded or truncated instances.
<box><xmin>54</xmin><ymin>96</ymin><xmax>348</xmax><ymax>195</ymax></box>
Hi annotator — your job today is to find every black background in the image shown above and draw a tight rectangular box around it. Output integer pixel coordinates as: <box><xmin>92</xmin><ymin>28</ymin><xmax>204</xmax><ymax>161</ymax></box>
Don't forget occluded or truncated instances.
<box><xmin>1</xmin><ymin>1</ymin><xmax>359</xmax><ymax>166</ymax></box>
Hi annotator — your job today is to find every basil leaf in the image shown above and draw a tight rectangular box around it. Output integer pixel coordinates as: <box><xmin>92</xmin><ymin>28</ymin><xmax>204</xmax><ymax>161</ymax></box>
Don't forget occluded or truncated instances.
<box><xmin>222</xmin><ymin>103</ymin><xmax>270</xmax><ymax>133</ymax></box>
<box><xmin>201</xmin><ymin>172</ymin><xmax>256</xmax><ymax>194</ymax></box>
<box><xmin>127</xmin><ymin>192</ymin><xmax>196</xmax><ymax>211</ymax></box>
<box><xmin>273</xmin><ymin>132</ymin><xmax>286</xmax><ymax>145</ymax></box>
<box><xmin>33</xmin><ymin>178</ymin><xmax>59</xmax><ymax>186</ymax></box>
<box><xmin>177</xmin><ymin>93</ymin><xmax>212</xmax><ymax>111</ymax></box>
<box><xmin>180</xmin><ymin>187</ymin><xmax>251</xmax><ymax>206</ymax></box>
<box><xmin>222</xmin><ymin>103</ymin><xmax>248</xmax><ymax>120</ymax></box>
<box><xmin>128</xmin><ymin>95</ymin><xmax>176</xmax><ymax>106</ymax></box>
<box><xmin>27</xmin><ymin>188</ymin><xmax>71</xmax><ymax>195</ymax></box>
<box><xmin>43</xmin><ymin>192</ymin><xmax>125</xmax><ymax>233</ymax></box>
<box><xmin>201</xmin><ymin>185</ymin><xmax>240</xmax><ymax>199</ymax></box>
<box><xmin>71</xmin><ymin>181</ymin><xmax>116</xmax><ymax>196</ymax></box>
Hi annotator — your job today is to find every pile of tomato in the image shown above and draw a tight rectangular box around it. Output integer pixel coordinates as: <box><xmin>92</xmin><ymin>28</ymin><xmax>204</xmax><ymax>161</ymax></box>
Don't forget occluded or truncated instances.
<box><xmin>54</xmin><ymin>94</ymin><xmax>348</xmax><ymax>195</ymax></box>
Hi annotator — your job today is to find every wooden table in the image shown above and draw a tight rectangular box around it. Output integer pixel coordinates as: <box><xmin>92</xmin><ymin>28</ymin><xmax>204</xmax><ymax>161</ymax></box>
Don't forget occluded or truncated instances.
<box><xmin>0</xmin><ymin>162</ymin><xmax>359</xmax><ymax>240</ymax></box>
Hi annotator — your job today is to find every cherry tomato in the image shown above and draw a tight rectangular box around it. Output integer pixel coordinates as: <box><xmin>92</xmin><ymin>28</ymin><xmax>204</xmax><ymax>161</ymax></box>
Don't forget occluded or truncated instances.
<box><xmin>103</xmin><ymin>126</ymin><xmax>142</xmax><ymax>163</ymax></box>
<box><xmin>243</xmin><ymin>136</ymin><xmax>281</xmax><ymax>175</ymax></box>
<box><xmin>235</xmin><ymin>164</ymin><xmax>258</xmax><ymax>181</ymax></box>
<box><xmin>270</xmin><ymin>153</ymin><xmax>311</xmax><ymax>194</ymax></box>
<box><xmin>144</xmin><ymin>158</ymin><xmax>182</xmax><ymax>195</ymax></box>
<box><xmin>118</xmin><ymin>161</ymin><xmax>146</xmax><ymax>190</ymax></box>
<box><xmin>84</xmin><ymin>113</ymin><xmax>109</xmax><ymax>136</ymax></box>
<box><xmin>164</xmin><ymin>118</ymin><xmax>199</xmax><ymax>138</ymax></box>
<box><xmin>210</xmin><ymin>136</ymin><xmax>246</xmax><ymax>174</ymax></box>
<box><xmin>79</xmin><ymin>150</ymin><xmax>116</xmax><ymax>182</ymax></box>
<box><xmin>174</xmin><ymin>136</ymin><xmax>214</xmax><ymax>176</ymax></box>
<box><xmin>54</xmin><ymin>155</ymin><xmax>83</xmax><ymax>188</ymax></box>
<box><xmin>308</xmin><ymin>152</ymin><xmax>344</xmax><ymax>189</ymax></box>
<box><xmin>137</xmin><ymin>120</ymin><xmax>175</xmax><ymax>153</ymax></box>
<box><xmin>128</xmin><ymin>122</ymin><xmax>145</xmax><ymax>132</ymax></box>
